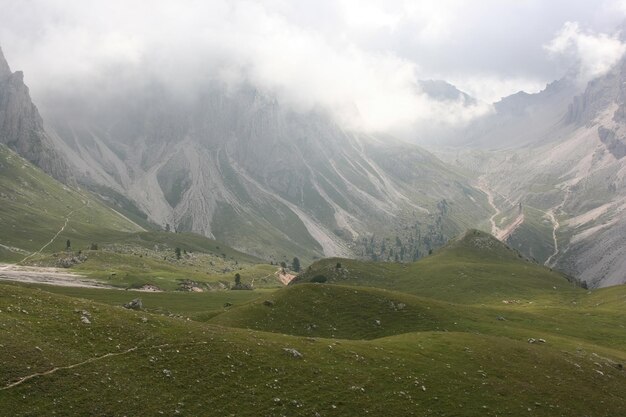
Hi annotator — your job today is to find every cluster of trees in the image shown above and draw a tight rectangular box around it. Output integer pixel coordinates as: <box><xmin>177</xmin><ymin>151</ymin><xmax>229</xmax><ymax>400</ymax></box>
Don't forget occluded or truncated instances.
<box><xmin>356</xmin><ymin>208</ymin><xmax>448</xmax><ymax>263</ymax></box>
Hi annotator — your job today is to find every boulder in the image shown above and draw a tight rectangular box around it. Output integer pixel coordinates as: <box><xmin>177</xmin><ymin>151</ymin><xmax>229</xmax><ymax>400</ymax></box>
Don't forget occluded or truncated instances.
<box><xmin>283</xmin><ymin>348</ymin><xmax>303</xmax><ymax>359</ymax></box>
<box><xmin>123</xmin><ymin>298</ymin><xmax>143</xmax><ymax>310</ymax></box>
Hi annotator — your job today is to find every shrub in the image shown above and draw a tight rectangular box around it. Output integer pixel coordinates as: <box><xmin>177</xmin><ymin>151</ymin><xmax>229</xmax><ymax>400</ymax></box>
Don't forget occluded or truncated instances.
<box><xmin>310</xmin><ymin>275</ymin><xmax>327</xmax><ymax>283</ymax></box>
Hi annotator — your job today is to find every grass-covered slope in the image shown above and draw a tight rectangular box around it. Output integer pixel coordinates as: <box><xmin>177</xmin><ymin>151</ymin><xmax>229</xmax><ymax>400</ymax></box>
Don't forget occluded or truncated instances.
<box><xmin>293</xmin><ymin>230</ymin><xmax>580</xmax><ymax>304</ymax></box>
<box><xmin>210</xmin><ymin>284</ymin><xmax>462</xmax><ymax>339</ymax></box>
<box><xmin>1</xmin><ymin>283</ymin><xmax>625</xmax><ymax>417</ymax></box>
<box><xmin>0</xmin><ymin>144</ymin><xmax>141</xmax><ymax>258</ymax></box>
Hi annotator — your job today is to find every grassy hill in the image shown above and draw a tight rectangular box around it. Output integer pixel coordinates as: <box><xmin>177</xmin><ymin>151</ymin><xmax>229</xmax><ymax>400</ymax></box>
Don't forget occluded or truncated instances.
<box><xmin>210</xmin><ymin>284</ymin><xmax>464</xmax><ymax>339</ymax></box>
<box><xmin>293</xmin><ymin>230</ymin><xmax>581</xmax><ymax>304</ymax></box>
<box><xmin>1</xmin><ymin>281</ymin><xmax>625</xmax><ymax>416</ymax></box>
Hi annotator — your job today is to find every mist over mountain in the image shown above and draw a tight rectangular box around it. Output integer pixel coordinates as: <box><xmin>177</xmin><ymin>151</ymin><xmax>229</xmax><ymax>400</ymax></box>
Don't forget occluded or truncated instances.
<box><xmin>39</xmin><ymin>77</ymin><xmax>488</xmax><ymax>261</ymax></box>
<box><xmin>2</xmin><ymin>3</ymin><xmax>626</xmax><ymax>287</ymax></box>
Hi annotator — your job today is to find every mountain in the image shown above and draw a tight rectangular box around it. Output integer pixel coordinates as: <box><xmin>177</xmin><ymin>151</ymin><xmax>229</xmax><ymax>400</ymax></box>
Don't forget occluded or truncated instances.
<box><xmin>40</xmin><ymin>80</ymin><xmax>490</xmax><ymax>262</ymax></box>
<box><xmin>418</xmin><ymin>79</ymin><xmax>478</xmax><ymax>105</ymax></box>
<box><xmin>0</xmin><ymin>47</ymin><xmax>73</xmax><ymax>184</ymax></box>
<box><xmin>435</xmin><ymin>59</ymin><xmax>626</xmax><ymax>288</ymax></box>
<box><xmin>452</xmin><ymin>77</ymin><xmax>579</xmax><ymax>149</ymax></box>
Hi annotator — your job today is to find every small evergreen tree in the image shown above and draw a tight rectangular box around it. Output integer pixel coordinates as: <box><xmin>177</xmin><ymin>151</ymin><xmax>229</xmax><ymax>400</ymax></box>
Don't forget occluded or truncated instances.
<box><xmin>175</xmin><ymin>247</ymin><xmax>182</xmax><ymax>260</ymax></box>
<box><xmin>235</xmin><ymin>273</ymin><xmax>241</xmax><ymax>286</ymax></box>
<box><xmin>292</xmin><ymin>257</ymin><xmax>301</xmax><ymax>272</ymax></box>
<box><xmin>66</xmin><ymin>239</ymin><xmax>71</xmax><ymax>251</ymax></box>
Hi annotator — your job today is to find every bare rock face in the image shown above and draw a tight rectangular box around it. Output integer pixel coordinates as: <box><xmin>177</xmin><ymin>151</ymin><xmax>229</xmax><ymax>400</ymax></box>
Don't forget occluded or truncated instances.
<box><xmin>0</xmin><ymin>46</ymin><xmax>73</xmax><ymax>184</ymax></box>
<box><xmin>0</xmin><ymin>47</ymin><xmax>11</xmax><ymax>79</ymax></box>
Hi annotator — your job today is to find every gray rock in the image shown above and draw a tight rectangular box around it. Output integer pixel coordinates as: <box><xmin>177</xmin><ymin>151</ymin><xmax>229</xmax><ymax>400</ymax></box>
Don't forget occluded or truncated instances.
<box><xmin>123</xmin><ymin>298</ymin><xmax>143</xmax><ymax>310</ymax></box>
<box><xmin>282</xmin><ymin>348</ymin><xmax>303</xmax><ymax>359</ymax></box>
<box><xmin>0</xmin><ymin>47</ymin><xmax>74</xmax><ymax>184</ymax></box>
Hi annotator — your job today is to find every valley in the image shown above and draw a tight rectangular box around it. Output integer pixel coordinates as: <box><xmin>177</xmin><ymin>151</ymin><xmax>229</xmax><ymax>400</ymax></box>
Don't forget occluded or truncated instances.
<box><xmin>1</xmin><ymin>7</ymin><xmax>626</xmax><ymax>416</ymax></box>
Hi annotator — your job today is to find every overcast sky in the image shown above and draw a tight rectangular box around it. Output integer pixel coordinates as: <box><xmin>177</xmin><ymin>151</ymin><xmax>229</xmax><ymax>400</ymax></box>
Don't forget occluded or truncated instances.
<box><xmin>2</xmin><ymin>0</ymin><xmax>626</xmax><ymax>132</ymax></box>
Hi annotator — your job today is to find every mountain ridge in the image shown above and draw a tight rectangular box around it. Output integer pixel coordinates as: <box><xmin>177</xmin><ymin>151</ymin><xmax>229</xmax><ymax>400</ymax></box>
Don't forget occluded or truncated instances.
<box><xmin>0</xmin><ymin>46</ymin><xmax>74</xmax><ymax>185</ymax></box>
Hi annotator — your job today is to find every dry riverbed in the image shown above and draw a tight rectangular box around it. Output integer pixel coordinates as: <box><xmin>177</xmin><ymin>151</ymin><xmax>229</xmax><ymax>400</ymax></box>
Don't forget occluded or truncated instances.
<box><xmin>0</xmin><ymin>263</ymin><xmax>115</xmax><ymax>289</ymax></box>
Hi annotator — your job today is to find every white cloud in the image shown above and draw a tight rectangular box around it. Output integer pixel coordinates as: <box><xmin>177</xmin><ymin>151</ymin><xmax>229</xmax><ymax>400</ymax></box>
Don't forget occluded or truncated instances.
<box><xmin>0</xmin><ymin>0</ymin><xmax>493</xmax><ymax>133</ymax></box>
<box><xmin>449</xmin><ymin>76</ymin><xmax>546</xmax><ymax>104</ymax></box>
<box><xmin>544</xmin><ymin>21</ymin><xmax>626</xmax><ymax>83</ymax></box>
<box><xmin>1</xmin><ymin>1</ymin><xmax>624</xmax><ymax>135</ymax></box>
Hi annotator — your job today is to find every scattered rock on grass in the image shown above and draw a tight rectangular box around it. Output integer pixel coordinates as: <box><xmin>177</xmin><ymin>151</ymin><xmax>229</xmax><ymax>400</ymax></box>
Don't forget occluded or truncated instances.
<box><xmin>283</xmin><ymin>348</ymin><xmax>303</xmax><ymax>359</ymax></box>
<box><xmin>123</xmin><ymin>298</ymin><xmax>143</xmax><ymax>310</ymax></box>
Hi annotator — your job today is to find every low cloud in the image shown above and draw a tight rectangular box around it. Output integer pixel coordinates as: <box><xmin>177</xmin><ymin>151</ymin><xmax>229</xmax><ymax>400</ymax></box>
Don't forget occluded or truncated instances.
<box><xmin>1</xmin><ymin>1</ymin><xmax>625</xmax><ymax>135</ymax></box>
<box><xmin>544</xmin><ymin>21</ymin><xmax>626</xmax><ymax>83</ymax></box>
<box><xmin>0</xmin><ymin>0</ymin><xmax>491</xmax><ymax>133</ymax></box>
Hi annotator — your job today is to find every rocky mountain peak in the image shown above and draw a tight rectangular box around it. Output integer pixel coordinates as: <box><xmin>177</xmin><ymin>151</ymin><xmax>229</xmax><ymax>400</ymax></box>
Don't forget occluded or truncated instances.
<box><xmin>0</xmin><ymin>45</ymin><xmax>74</xmax><ymax>185</ymax></box>
<box><xmin>0</xmin><ymin>46</ymin><xmax>11</xmax><ymax>79</ymax></box>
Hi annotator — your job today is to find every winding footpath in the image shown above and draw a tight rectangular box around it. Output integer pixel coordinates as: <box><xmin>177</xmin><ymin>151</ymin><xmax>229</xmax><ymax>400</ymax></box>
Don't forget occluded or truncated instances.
<box><xmin>17</xmin><ymin>199</ymin><xmax>90</xmax><ymax>265</ymax></box>
<box><xmin>0</xmin><ymin>346</ymin><xmax>140</xmax><ymax>390</ymax></box>
<box><xmin>0</xmin><ymin>341</ymin><xmax>211</xmax><ymax>391</ymax></box>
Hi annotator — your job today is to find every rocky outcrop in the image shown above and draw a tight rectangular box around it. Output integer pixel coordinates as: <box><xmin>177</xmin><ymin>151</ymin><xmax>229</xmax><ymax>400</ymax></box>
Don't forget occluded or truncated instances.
<box><xmin>0</xmin><ymin>46</ymin><xmax>73</xmax><ymax>184</ymax></box>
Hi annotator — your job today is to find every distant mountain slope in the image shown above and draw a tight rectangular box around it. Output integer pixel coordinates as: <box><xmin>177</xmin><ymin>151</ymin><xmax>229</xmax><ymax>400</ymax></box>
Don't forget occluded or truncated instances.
<box><xmin>0</xmin><ymin>47</ymin><xmax>73</xmax><ymax>184</ymax></box>
<box><xmin>43</xmin><ymin>82</ymin><xmax>490</xmax><ymax>262</ymax></box>
<box><xmin>457</xmin><ymin>78</ymin><xmax>578</xmax><ymax>149</ymax></box>
<box><xmin>435</xmin><ymin>57</ymin><xmax>626</xmax><ymax>287</ymax></box>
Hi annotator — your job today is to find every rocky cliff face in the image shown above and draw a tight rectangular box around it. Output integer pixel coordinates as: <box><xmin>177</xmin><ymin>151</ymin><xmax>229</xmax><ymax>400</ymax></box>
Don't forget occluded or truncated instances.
<box><xmin>43</xmin><ymin>82</ymin><xmax>489</xmax><ymax>261</ymax></box>
<box><xmin>0</xmin><ymin>47</ymin><xmax>73</xmax><ymax>184</ymax></box>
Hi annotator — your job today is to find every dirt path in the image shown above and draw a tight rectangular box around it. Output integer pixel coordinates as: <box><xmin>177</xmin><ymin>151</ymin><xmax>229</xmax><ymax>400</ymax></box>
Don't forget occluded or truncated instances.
<box><xmin>0</xmin><ymin>263</ymin><xmax>115</xmax><ymax>289</ymax></box>
<box><xmin>0</xmin><ymin>346</ymin><xmax>139</xmax><ymax>390</ymax></box>
<box><xmin>18</xmin><ymin>199</ymin><xmax>90</xmax><ymax>265</ymax></box>
<box><xmin>0</xmin><ymin>341</ymin><xmax>211</xmax><ymax>391</ymax></box>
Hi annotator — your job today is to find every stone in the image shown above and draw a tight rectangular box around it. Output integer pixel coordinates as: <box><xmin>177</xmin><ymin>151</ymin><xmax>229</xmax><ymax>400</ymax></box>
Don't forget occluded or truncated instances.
<box><xmin>282</xmin><ymin>348</ymin><xmax>303</xmax><ymax>359</ymax></box>
<box><xmin>123</xmin><ymin>298</ymin><xmax>143</xmax><ymax>310</ymax></box>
